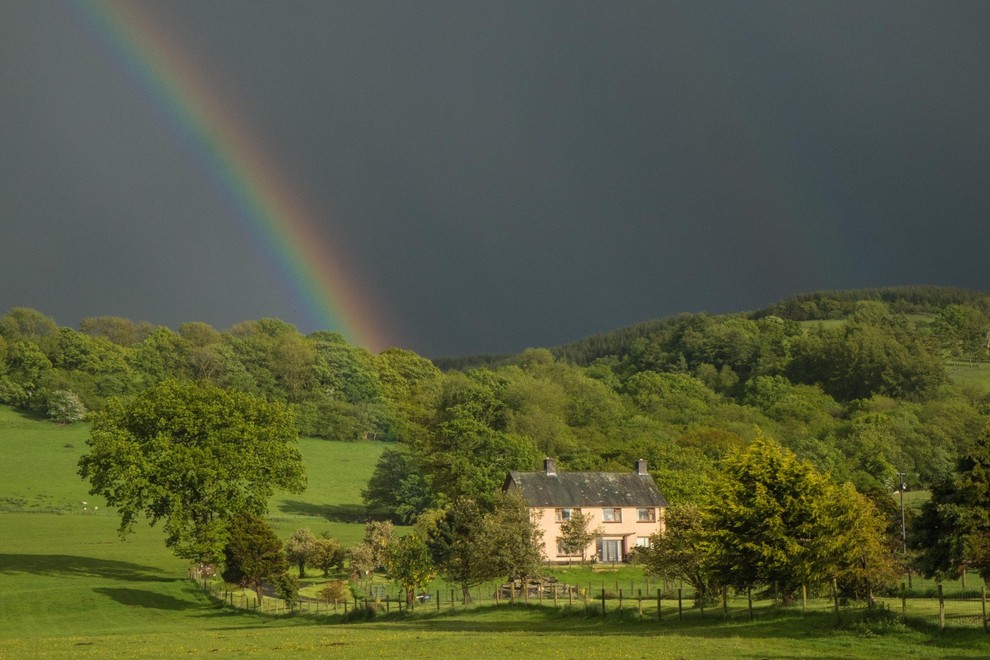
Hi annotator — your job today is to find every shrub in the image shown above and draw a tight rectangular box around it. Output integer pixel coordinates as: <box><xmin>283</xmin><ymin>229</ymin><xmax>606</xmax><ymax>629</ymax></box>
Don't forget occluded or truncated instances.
<box><xmin>317</xmin><ymin>580</ymin><xmax>348</xmax><ymax>605</ymax></box>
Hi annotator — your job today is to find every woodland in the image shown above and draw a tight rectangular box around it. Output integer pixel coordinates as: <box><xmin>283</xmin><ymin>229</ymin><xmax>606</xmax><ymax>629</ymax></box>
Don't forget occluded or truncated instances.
<box><xmin>3</xmin><ymin>285</ymin><xmax>990</xmax><ymax>591</ymax></box>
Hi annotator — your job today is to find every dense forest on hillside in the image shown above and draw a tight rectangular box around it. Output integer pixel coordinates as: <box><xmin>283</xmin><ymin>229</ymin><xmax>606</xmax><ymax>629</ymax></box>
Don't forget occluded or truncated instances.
<box><xmin>2</xmin><ymin>286</ymin><xmax>990</xmax><ymax>522</ymax></box>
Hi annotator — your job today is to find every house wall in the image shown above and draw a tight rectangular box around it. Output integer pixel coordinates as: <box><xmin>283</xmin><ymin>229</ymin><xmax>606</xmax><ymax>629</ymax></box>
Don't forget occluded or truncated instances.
<box><xmin>531</xmin><ymin>505</ymin><xmax>664</xmax><ymax>563</ymax></box>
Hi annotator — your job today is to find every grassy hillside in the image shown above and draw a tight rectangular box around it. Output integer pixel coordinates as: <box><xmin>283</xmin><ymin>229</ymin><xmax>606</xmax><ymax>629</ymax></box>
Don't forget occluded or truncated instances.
<box><xmin>3</xmin><ymin>406</ymin><xmax>990</xmax><ymax>658</ymax></box>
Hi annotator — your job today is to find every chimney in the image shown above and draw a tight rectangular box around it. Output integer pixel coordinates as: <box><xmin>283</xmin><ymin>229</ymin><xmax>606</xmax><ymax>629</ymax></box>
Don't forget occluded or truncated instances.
<box><xmin>636</xmin><ymin>459</ymin><xmax>648</xmax><ymax>476</ymax></box>
<box><xmin>544</xmin><ymin>457</ymin><xmax>557</xmax><ymax>476</ymax></box>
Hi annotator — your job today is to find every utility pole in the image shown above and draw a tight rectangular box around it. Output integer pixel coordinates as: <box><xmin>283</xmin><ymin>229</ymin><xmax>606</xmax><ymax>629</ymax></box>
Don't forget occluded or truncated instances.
<box><xmin>897</xmin><ymin>470</ymin><xmax>911</xmax><ymax>588</ymax></box>
<box><xmin>896</xmin><ymin>471</ymin><xmax>907</xmax><ymax>554</ymax></box>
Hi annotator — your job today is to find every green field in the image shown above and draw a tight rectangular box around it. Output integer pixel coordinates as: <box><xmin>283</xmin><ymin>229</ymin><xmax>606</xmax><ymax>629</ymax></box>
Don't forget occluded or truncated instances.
<box><xmin>3</xmin><ymin>405</ymin><xmax>990</xmax><ymax>658</ymax></box>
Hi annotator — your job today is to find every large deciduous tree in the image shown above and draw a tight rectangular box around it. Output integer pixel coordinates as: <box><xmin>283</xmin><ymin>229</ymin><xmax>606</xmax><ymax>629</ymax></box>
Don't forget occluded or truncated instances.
<box><xmin>705</xmin><ymin>433</ymin><xmax>894</xmax><ymax>602</ymax></box>
<box><xmin>78</xmin><ymin>379</ymin><xmax>305</xmax><ymax>565</ymax></box>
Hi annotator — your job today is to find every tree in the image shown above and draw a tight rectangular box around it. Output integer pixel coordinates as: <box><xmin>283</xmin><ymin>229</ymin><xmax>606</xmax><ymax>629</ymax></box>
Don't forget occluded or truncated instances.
<box><xmin>310</xmin><ymin>536</ymin><xmax>345</xmax><ymax>577</ymax></box>
<box><xmin>643</xmin><ymin>504</ymin><xmax>719</xmax><ymax>605</ymax></box>
<box><xmin>419</xmin><ymin>498</ymin><xmax>492</xmax><ymax>602</ymax></box>
<box><xmin>78</xmin><ymin>379</ymin><xmax>305</xmax><ymax>565</ymax></box>
<box><xmin>364</xmin><ymin>520</ymin><xmax>395</xmax><ymax>570</ymax></box>
<box><xmin>349</xmin><ymin>543</ymin><xmax>375</xmax><ymax>580</ymax></box>
<box><xmin>47</xmin><ymin>389</ymin><xmax>87</xmax><ymax>424</ymax></box>
<box><xmin>705</xmin><ymin>434</ymin><xmax>895</xmax><ymax>603</ymax></box>
<box><xmin>362</xmin><ymin>447</ymin><xmax>434</xmax><ymax>523</ymax></box>
<box><xmin>221</xmin><ymin>513</ymin><xmax>292</xmax><ymax>604</ymax></box>
<box><xmin>827</xmin><ymin>484</ymin><xmax>899</xmax><ymax>602</ymax></box>
<box><xmin>475</xmin><ymin>491</ymin><xmax>544</xmax><ymax>582</ymax></box>
<box><xmin>385</xmin><ymin>533</ymin><xmax>436</xmax><ymax>605</ymax></box>
<box><xmin>557</xmin><ymin>510</ymin><xmax>600</xmax><ymax>563</ymax></box>
<box><xmin>913</xmin><ymin>422</ymin><xmax>990</xmax><ymax>582</ymax></box>
<box><xmin>285</xmin><ymin>527</ymin><xmax>318</xmax><ymax>578</ymax></box>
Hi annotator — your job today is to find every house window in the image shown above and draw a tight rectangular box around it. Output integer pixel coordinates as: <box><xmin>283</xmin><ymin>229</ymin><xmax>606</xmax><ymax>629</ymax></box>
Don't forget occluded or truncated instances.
<box><xmin>556</xmin><ymin>541</ymin><xmax>581</xmax><ymax>556</ymax></box>
<box><xmin>602</xmin><ymin>507</ymin><xmax>621</xmax><ymax>523</ymax></box>
<box><xmin>636</xmin><ymin>537</ymin><xmax>651</xmax><ymax>549</ymax></box>
<box><xmin>637</xmin><ymin>507</ymin><xmax>656</xmax><ymax>523</ymax></box>
<box><xmin>555</xmin><ymin>508</ymin><xmax>579</xmax><ymax>523</ymax></box>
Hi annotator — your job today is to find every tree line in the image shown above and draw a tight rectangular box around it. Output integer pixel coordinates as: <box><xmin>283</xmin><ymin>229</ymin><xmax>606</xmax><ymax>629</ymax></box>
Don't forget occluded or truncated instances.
<box><xmin>6</xmin><ymin>287</ymin><xmax>990</xmax><ymax>605</ymax></box>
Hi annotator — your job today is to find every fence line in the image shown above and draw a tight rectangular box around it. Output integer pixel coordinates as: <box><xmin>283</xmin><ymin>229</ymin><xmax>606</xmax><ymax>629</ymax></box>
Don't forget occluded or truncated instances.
<box><xmin>187</xmin><ymin>569</ymin><xmax>990</xmax><ymax>631</ymax></box>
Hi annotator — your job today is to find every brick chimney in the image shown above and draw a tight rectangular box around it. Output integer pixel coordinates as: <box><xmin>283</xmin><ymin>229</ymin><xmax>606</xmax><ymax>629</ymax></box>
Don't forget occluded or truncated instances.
<box><xmin>544</xmin><ymin>457</ymin><xmax>557</xmax><ymax>476</ymax></box>
<box><xmin>636</xmin><ymin>459</ymin><xmax>648</xmax><ymax>476</ymax></box>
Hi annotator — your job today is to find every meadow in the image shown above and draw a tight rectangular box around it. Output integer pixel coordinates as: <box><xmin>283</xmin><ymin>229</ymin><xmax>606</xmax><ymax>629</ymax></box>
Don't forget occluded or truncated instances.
<box><xmin>3</xmin><ymin>405</ymin><xmax>990</xmax><ymax>658</ymax></box>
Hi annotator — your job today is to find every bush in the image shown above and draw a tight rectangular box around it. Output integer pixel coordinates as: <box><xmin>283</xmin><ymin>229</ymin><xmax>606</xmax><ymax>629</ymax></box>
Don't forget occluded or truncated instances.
<box><xmin>47</xmin><ymin>389</ymin><xmax>87</xmax><ymax>423</ymax></box>
<box><xmin>342</xmin><ymin>601</ymin><xmax>379</xmax><ymax>621</ymax></box>
<box><xmin>844</xmin><ymin>606</ymin><xmax>907</xmax><ymax>636</ymax></box>
<box><xmin>317</xmin><ymin>580</ymin><xmax>348</xmax><ymax>605</ymax></box>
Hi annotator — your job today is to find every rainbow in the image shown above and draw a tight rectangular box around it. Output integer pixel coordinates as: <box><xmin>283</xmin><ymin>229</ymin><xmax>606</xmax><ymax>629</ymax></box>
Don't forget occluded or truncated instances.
<box><xmin>65</xmin><ymin>1</ymin><xmax>391</xmax><ymax>351</ymax></box>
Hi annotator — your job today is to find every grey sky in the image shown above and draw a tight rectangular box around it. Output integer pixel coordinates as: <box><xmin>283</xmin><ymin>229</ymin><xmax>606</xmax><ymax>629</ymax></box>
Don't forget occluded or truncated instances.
<box><xmin>2</xmin><ymin>1</ymin><xmax>989</xmax><ymax>356</ymax></box>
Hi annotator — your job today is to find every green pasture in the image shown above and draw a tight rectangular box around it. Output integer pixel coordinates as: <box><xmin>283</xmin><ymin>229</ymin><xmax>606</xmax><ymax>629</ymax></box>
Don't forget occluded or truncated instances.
<box><xmin>3</xmin><ymin>405</ymin><xmax>990</xmax><ymax>657</ymax></box>
<box><xmin>947</xmin><ymin>360</ymin><xmax>990</xmax><ymax>391</ymax></box>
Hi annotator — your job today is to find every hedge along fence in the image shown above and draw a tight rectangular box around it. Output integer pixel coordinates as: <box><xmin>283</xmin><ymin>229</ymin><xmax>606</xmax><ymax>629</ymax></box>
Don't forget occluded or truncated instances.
<box><xmin>187</xmin><ymin>569</ymin><xmax>990</xmax><ymax>632</ymax></box>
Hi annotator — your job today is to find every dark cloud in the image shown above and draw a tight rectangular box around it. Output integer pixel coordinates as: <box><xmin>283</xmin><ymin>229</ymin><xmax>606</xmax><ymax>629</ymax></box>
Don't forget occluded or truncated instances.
<box><xmin>2</xmin><ymin>1</ymin><xmax>989</xmax><ymax>356</ymax></box>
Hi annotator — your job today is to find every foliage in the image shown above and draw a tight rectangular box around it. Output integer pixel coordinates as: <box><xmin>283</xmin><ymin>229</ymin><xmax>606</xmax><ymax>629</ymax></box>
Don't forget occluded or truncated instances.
<box><xmin>643</xmin><ymin>504</ymin><xmax>719</xmax><ymax>604</ymax></box>
<box><xmin>913</xmin><ymin>422</ymin><xmax>990</xmax><ymax>582</ymax></box>
<box><xmin>46</xmin><ymin>389</ymin><xmax>87</xmax><ymax>424</ymax></box>
<box><xmin>385</xmin><ymin>533</ymin><xmax>436</xmax><ymax>604</ymax></box>
<box><xmin>362</xmin><ymin>447</ymin><xmax>434</xmax><ymax>523</ymax></box>
<box><xmin>284</xmin><ymin>527</ymin><xmax>318</xmax><ymax>578</ymax></box>
<box><xmin>364</xmin><ymin>520</ymin><xmax>395</xmax><ymax>570</ymax></box>
<box><xmin>418</xmin><ymin>498</ymin><xmax>493</xmax><ymax>601</ymax></box>
<box><xmin>788</xmin><ymin>318</ymin><xmax>945</xmax><ymax>401</ymax></box>
<box><xmin>705</xmin><ymin>434</ymin><xmax>896</xmax><ymax>601</ymax></box>
<box><xmin>221</xmin><ymin>513</ymin><xmax>291</xmax><ymax>603</ymax></box>
<box><xmin>310</xmin><ymin>536</ymin><xmax>346</xmax><ymax>577</ymax></box>
<box><xmin>557</xmin><ymin>510</ymin><xmax>600</xmax><ymax>562</ymax></box>
<box><xmin>78</xmin><ymin>379</ymin><xmax>305</xmax><ymax>564</ymax></box>
<box><xmin>316</xmin><ymin>580</ymin><xmax>348</xmax><ymax>604</ymax></box>
<box><xmin>475</xmin><ymin>490</ymin><xmax>544</xmax><ymax>582</ymax></box>
<box><xmin>349</xmin><ymin>543</ymin><xmax>375</xmax><ymax>579</ymax></box>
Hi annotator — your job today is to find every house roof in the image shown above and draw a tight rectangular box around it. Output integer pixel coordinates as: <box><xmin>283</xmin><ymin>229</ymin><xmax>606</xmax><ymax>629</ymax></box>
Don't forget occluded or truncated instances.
<box><xmin>504</xmin><ymin>470</ymin><xmax>668</xmax><ymax>508</ymax></box>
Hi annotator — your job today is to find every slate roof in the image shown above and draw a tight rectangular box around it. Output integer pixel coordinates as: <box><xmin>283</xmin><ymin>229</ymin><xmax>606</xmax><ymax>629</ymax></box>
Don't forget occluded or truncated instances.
<box><xmin>504</xmin><ymin>470</ymin><xmax>667</xmax><ymax>508</ymax></box>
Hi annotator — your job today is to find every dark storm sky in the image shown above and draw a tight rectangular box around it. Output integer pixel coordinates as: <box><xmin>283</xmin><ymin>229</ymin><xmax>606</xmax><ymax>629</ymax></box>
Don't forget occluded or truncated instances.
<box><xmin>2</xmin><ymin>1</ymin><xmax>989</xmax><ymax>357</ymax></box>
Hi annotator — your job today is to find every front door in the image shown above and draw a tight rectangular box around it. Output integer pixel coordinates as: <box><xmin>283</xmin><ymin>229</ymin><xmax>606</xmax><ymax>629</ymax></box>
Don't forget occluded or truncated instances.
<box><xmin>600</xmin><ymin>539</ymin><xmax>622</xmax><ymax>563</ymax></box>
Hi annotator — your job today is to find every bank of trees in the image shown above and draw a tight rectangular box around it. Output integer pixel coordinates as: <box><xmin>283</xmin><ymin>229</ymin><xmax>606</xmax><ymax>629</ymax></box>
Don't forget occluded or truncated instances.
<box><xmin>6</xmin><ymin>289</ymin><xmax>990</xmax><ymax>601</ymax></box>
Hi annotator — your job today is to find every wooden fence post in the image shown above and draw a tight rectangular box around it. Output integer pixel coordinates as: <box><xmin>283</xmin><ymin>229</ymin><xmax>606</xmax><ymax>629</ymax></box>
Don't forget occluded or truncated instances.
<box><xmin>747</xmin><ymin>586</ymin><xmax>753</xmax><ymax>621</ymax></box>
<box><xmin>601</xmin><ymin>589</ymin><xmax>606</xmax><ymax>617</ymax></box>
<box><xmin>722</xmin><ymin>586</ymin><xmax>728</xmax><ymax>618</ymax></box>
<box><xmin>678</xmin><ymin>588</ymin><xmax>683</xmax><ymax>621</ymax></box>
<box><xmin>938</xmin><ymin>582</ymin><xmax>945</xmax><ymax>631</ymax></box>
<box><xmin>982</xmin><ymin>585</ymin><xmax>987</xmax><ymax>633</ymax></box>
<box><xmin>901</xmin><ymin>582</ymin><xmax>906</xmax><ymax>616</ymax></box>
<box><xmin>801</xmin><ymin>584</ymin><xmax>807</xmax><ymax>613</ymax></box>
<box><xmin>657</xmin><ymin>588</ymin><xmax>662</xmax><ymax>622</ymax></box>
<box><xmin>832</xmin><ymin>577</ymin><xmax>839</xmax><ymax>623</ymax></box>
<box><xmin>618</xmin><ymin>588</ymin><xmax>623</xmax><ymax>614</ymax></box>
<box><xmin>638</xmin><ymin>589</ymin><xmax>643</xmax><ymax>621</ymax></box>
